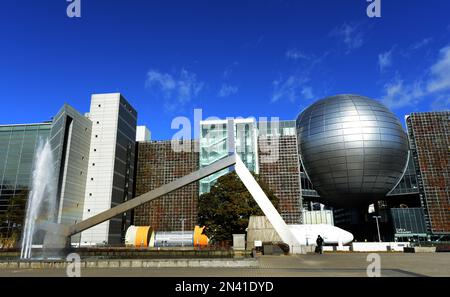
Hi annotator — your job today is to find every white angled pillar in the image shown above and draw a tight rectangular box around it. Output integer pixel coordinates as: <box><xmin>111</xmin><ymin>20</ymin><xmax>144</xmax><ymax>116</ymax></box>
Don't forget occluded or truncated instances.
<box><xmin>234</xmin><ymin>154</ymin><xmax>301</xmax><ymax>251</ymax></box>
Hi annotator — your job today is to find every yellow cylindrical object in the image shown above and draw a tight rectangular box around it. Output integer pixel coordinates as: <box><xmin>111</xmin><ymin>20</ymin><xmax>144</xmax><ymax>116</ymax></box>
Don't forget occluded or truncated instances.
<box><xmin>193</xmin><ymin>226</ymin><xmax>209</xmax><ymax>247</ymax></box>
<box><xmin>126</xmin><ymin>225</ymin><xmax>208</xmax><ymax>247</ymax></box>
<box><xmin>134</xmin><ymin>226</ymin><xmax>153</xmax><ymax>247</ymax></box>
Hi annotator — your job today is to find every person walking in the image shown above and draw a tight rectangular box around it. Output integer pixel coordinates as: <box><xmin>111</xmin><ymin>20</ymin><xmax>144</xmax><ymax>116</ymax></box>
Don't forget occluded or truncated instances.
<box><xmin>316</xmin><ymin>235</ymin><xmax>324</xmax><ymax>254</ymax></box>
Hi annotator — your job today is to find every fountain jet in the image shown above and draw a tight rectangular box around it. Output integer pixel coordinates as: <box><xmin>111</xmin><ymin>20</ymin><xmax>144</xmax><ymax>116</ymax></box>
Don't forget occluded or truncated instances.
<box><xmin>20</xmin><ymin>139</ymin><xmax>57</xmax><ymax>259</ymax></box>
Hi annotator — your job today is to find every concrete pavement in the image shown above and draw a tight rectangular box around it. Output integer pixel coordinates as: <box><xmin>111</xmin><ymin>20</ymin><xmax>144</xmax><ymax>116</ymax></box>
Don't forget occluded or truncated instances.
<box><xmin>0</xmin><ymin>253</ymin><xmax>449</xmax><ymax>277</ymax></box>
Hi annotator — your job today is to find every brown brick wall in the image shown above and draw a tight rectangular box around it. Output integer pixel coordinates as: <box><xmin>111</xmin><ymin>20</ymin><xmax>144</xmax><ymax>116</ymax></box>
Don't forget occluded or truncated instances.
<box><xmin>258</xmin><ymin>135</ymin><xmax>302</xmax><ymax>224</ymax></box>
<box><xmin>134</xmin><ymin>140</ymin><xmax>199</xmax><ymax>231</ymax></box>
<box><xmin>409</xmin><ymin>112</ymin><xmax>450</xmax><ymax>234</ymax></box>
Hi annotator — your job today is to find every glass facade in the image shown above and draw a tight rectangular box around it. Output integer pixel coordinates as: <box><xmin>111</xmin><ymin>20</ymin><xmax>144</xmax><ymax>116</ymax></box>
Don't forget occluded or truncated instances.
<box><xmin>0</xmin><ymin>123</ymin><xmax>52</xmax><ymax>235</ymax></box>
<box><xmin>387</xmin><ymin>153</ymin><xmax>419</xmax><ymax>196</ymax></box>
<box><xmin>391</xmin><ymin>208</ymin><xmax>428</xmax><ymax>239</ymax></box>
<box><xmin>300</xmin><ymin>169</ymin><xmax>320</xmax><ymax>198</ymax></box>
<box><xmin>199</xmin><ymin>119</ymin><xmax>258</xmax><ymax>194</ymax></box>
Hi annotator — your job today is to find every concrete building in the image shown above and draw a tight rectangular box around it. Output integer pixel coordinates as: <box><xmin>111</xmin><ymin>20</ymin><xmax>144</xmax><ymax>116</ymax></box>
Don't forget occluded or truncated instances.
<box><xmin>136</xmin><ymin>126</ymin><xmax>151</xmax><ymax>142</ymax></box>
<box><xmin>197</xmin><ymin>119</ymin><xmax>304</xmax><ymax>225</ymax></box>
<box><xmin>132</xmin><ymin>119</ymin><xmax>304</xmax><ymax>230</ymax></box>
<box><xmin>0</xmin><ymin>94</ymin><xmax>139</xmax><ymax>246</ymax></box>
<box><xmin>2</xmin><ymin>92</ymin><xmax>448</xmax><ymax>246</ymax></box>
<box><xmin>81</xmin><ymin>93</ymin><xmax>137</xmax><ymax>245</ymax></box>
<box><xmin>49</xmin><ymin>104</ymin><xmax>92</xmax><ymax>243</ymax></box>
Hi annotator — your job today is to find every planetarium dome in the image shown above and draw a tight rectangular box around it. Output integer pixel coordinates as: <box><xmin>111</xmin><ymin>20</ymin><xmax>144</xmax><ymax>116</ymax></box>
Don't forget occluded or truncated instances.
<box><xmin>296</xmin><ymin>94</ymin><xmax>409</xmax><ymax>207</ymax></box>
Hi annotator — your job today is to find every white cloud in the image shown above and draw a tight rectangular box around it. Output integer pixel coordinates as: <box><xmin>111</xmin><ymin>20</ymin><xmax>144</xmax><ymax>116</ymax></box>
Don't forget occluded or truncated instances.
<box><xmin>378</xmin><ymin>49</ymin><xmax>393</xmax><ymax>72</ymax></box>
<box><xmin>145</xmin><ymin>69</ymin><xmax>204</xmax><ymax>111</ymax></box>
<box><xmin>431</xmin><ymin>97</ymin><xmax>450</xmax><ymax>111</ymax></box>
<box><xmin>222</xmin><ymin>61</ymin><xmax>239</xmax><ymax>78</ymax></box>
<box><xmin>218</xmin><ymin>84</ymin><xmax>238</xmax><ymax>97</ymax></box>
<box><xmin>146</xmin><ymin>71</ymin><xmax>176</xmax><ymax>91</ymax></box>
<box><xmin>332</xmin><ymin>23</ymin><xmax>364</xmax><ymax>53</ymax></box>
<box><xmin>427</xmin><ymin>46</ymin><xmax>450</xmax><ymax>93</ymax></box>
<box><xmin>271</xmin><ymin>76</ymin><xmax>313</xmax><ymax>103</ymax></box>
<box><xmin>381</xmin><ymin>45</ymin><xmax>450</xmax><ymax>110</ymax></box>
<box><xmin>381</xmin><ymin>79</ymin><xmax>423</xmax><ymax>110</ymax></box>
<box><xmin>301</xmin><ymin>86</ymin><xmax>314</xmax><ymax>100</ymax></box>
<box><xmin>411</xmin><ymin>38</ymin><xmax>433</xmax><ymax>51</ymax></box>
<box><xmin>286</xmin><ymin>49</ymin><xmax>310</xmax><ymax>61</ymax></box>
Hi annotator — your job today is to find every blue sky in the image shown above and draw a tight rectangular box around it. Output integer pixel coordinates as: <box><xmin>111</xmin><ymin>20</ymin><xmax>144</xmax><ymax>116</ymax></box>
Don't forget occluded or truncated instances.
<box><xmin>1</xmin><ymin>0</ymin><xmax>449</xmax><ymax>140</ymax></box>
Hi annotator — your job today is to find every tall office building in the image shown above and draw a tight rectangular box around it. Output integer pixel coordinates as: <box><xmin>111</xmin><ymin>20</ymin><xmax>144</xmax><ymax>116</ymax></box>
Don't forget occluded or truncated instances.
<box><xmin>49</xmin><ymin>104</ymin><xmax>92</xmax><ymax>243</ymax></box>
<box><xmin>258</xmin><ymin>120</ymin><xmax>303</xmax><ymax>224</ymax></box>
<box><xmin>80</xmin><ymin>93</ymin><xmax>137</xmax><ymax>245</ymax></box>
<box><xmin>134</xmin><ymin>140</ymin><xmax>199</xmax><ymax>231</ymax></box>
<box><xmin>199</xmin><ymin>119</ymin><xmax>259</xmax><ymax>194</ymax></box>
<box><xmin>406</xmin><ymin>111</ymin><xmax>450</xmax><ymax>237</ymax></box>
<box><xmin>0</xmin><ymin>123</ymin><xmax>52</xmax><ymax>237</ymax></box>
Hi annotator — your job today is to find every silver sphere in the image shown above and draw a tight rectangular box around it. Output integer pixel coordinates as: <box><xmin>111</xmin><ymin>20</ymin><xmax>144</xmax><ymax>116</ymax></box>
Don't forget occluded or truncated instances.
<box><xmin>296</xmin><ymin>94</ymin><xmax>409</xmax><ymax>207</ymax></box>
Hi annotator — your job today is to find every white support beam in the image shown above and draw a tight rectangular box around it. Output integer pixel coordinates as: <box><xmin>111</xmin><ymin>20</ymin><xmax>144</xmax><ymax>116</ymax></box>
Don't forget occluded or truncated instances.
<box><xmin>234</xmin><ymin>154</ymin><xmax>300</xmax><ymax>248</ymax></box>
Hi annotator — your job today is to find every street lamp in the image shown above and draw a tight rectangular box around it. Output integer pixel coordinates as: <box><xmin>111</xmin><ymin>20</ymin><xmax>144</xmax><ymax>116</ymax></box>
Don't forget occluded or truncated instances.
<box><xmin>373</xmin><ymin>216</ymin><xmax>382</xmax><ymax>242</ymax></box>
<box><xmin>180</xmin><ymin>218</ymin><xmax>186</xmax><ymax>247</ymax></box>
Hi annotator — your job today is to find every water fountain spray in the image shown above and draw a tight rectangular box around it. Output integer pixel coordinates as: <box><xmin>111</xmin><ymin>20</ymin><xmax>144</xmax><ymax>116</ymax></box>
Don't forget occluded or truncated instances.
<box><xmin>20</xmin><ymin>139</ymin><xmax>57</xmax><ymax>259</ymax></box>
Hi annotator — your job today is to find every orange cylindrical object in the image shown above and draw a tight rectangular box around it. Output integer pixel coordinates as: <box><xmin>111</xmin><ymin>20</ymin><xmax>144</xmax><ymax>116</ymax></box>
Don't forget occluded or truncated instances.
<box><xmin>135</xmin><ymin>226</ymin><xmax>152</xmax><ymax>247</ymax></box>
<box><xmin>193</xmin><ymin>226</ymin><xmax>209</xmax><ymax>247</ymax></box>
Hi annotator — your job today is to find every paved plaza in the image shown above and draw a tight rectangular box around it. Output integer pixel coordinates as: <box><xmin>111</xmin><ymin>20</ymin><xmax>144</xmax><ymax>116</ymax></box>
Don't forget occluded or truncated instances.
<box><xmin>0</xmin><ymin>253</ymin><xmax>449</xmax><ymax>277</ymax></box>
